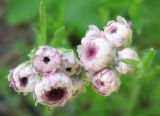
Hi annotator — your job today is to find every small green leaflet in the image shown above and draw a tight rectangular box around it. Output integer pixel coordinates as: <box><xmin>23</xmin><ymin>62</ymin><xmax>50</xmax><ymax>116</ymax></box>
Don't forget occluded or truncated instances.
<box><xmin>142</xmin><ymin>48</ymin><xmax>157</xmax><ymax>69</ymax></box>
<box><xmin>122</xmin><ymin>59</ymin><xmax>140</xmax><ymax>68</ymax></box>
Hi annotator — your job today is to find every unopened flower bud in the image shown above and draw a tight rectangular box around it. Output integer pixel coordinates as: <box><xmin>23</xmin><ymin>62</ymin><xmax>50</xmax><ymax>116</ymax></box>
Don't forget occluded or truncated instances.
<box><xmin>117</xmin><ymin>48</ymin><xmax>139</xmax><ymax>74</ymax></box>
<box><xmin>32</xmin><ymin>46</ymin><xmax>61</xmax><ymax>73</ymax></box>
<box><xmin>118</xmin><ymin>48</ymin><xmax>139</xmax><ymax>61</ymax></box>
<box><xmin>116</xmin><ymin>62</ymin><xmax>133</xmax><ymax>74</ymax></box>
<box><xmin>104</xmin><ymin>16</ymin><xmax>132</xmax><ymax>48</ymax></box>
<box><xmin>61</xmin><ymin>50</ymin><xmax>79</xmax><ymax>76</ymax></box>
<box><xmin>33</xmin><ymin>72</ymin><xmax>72</xmax><ymax>107</ymax></box>
<box><xmin>8</xmin><ymin>62</ymin><xmax>39</xmax><ymax>95</ymax></box>
<box><xmin>92</xmin><ymin>69</ymin><xmax>121</xmax><ymax>96</ymax></box>
<box><xmin>78</xmin><ymin>38</ymin><xmax>113</xmax><ymax>72</ymax></box>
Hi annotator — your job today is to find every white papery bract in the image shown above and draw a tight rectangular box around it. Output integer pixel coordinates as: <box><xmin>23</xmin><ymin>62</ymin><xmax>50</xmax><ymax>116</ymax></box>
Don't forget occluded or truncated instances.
<box><xmin>33</xmin><ymin>72</ymin><xmax>72</xmax><ymax>107</ymax></box>
<box><xmin>104</xmin><ymin>16</ymin><xmax>132</xmax><ymax>48</ymax></box>
<box><xmin>92</xmin><ymin>69</ymin><xmax>121</xmax><ymax>96</ymax></box>
<box><xmin>32</xmin><ymin>46</ymin><xmax>61</xmax><ymax>73</ymax></box>
<box><xmin>78</xmin><ymin>38</ymin><xmax>113</xmax><ymax>72</ymax></box>
<box><xmin>81</xmin><ymin>25</ymin><xmax>105</xmax><ymax>45</ymax></box>
<box><xmin>118</xmin><ymin>48</ymin><xmax>139</xmax><ymax>60</ymax></box>
<box><xmin>8</xmin><ymin>62</ymin><xmax>39</xmax><ymax>95</ymax></box>
<box><xmin>85</xmin><ymin>25</ymin><xmax>101</xmax><ymax>38</ymax></box>
<box><xmin>60</xmin><ymin>50</ymin><xmax>79</xmax><ymax>76</ymax></box>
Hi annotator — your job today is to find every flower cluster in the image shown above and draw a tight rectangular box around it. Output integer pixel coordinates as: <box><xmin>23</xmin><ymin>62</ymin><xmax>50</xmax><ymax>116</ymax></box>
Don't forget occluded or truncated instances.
<box><xmin>77</xmin><ymin>16</ymin><xmax>139</xmax><ymax>96</ymax></box>
<box><xmin>8</xmin><ymin>46</ymin><xmax>84</xmax><ymax>107</ymax></box>
<box><xmin>8</xmin><ymin>16</ymin><xmax>139</xmax><ymax>108</ymax></box>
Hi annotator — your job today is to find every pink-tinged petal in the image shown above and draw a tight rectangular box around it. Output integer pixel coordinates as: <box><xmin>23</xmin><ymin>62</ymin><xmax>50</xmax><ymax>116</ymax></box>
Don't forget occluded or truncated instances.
<box><xmin>82</xmin><ymin>25</ymin><xmax>106</xmax><ymax>45</ymax></box>
<box><xmin>85</xmin><ymin>25</ymin><xmax>101</xmax><ymax>38</ymax></box>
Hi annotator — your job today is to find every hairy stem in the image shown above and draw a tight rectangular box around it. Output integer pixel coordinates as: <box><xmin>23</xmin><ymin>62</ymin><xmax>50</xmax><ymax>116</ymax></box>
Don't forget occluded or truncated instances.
<box><xmin>39</xmin><ymin>0</ymin><xmax>47</xmax><ymax>45</ymax></box>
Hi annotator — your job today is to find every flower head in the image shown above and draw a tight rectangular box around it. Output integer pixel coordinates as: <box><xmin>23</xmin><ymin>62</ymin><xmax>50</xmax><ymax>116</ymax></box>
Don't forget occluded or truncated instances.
<box><xmin>32</xmin><ymin>46</ymin><xmax>61</xmax><ymax>73</ymax></box>
<box><xmin>60</xmin><ymin>50</ymin><xmax>79</xmax><ymax>76</ymax></box>
<box><xmin>78</xmin><ymin>38</ymin><xmax>113</xmax><ymax>72</ymax></box>
<box><xmin>92</xmin><ymin>69</ymin><xmax>121</xmax><ymax>96</ymax></box>
<box><xmin>8</xmin><ymin>62</ymin><xmax>39</xmax><ymax>95</ymax></box>
<box><xmin>33</xmin><ymin>72</ymin><xmax>72</xmax><ymax>107</ymax></box>
<box><xmin>104</xmin><ymin>16</ymin><xmax>132</xmax><ymax>48</ymax></box>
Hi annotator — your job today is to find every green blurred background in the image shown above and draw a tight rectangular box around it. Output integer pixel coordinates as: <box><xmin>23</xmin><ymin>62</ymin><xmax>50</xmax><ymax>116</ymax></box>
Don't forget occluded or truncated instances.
<box><xmin>0</xmin><ymin>0</ymin><xmax>160</xmax><ymax>116</ymax></box>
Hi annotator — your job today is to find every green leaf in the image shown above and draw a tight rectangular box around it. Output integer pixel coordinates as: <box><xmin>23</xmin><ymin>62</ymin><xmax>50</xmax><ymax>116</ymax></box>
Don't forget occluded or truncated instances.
<box><xmin>50</xmin><ymin>26</ymin><xmax>71</xmax><ymax>48</ymax></box>
<box><xmin>122</xmin><ymin>59</ymin><xmax>140</xmax><ymax>67</ymax></box>
<box><xmin>5</xmin><ymin>0</ymin><xmax>40</xmax><ymax>25</ymax></box>
<box><xmin>27</xmin><ymin>48</ymin><xmax>36</xmax><ymax>59</ymax></box>
<box><xmin>57</xmin><ymin>48</ymin><xmax>74</xmax><ymax>54</ymax></box>
<box><xmin>142</xmin><ymin>48</ymin><xmax>157</xmax><ymax>69</ymax></box>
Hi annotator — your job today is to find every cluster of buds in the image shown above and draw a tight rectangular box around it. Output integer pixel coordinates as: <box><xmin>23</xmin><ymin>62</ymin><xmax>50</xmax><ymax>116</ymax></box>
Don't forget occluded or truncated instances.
<box><xmin>8</xmin><ymin>46</ymin><xmax>84</xmax><ymax>108</ymax></box>
<box><xmin>8</xmin><ymin>16</ymin><xmax>139</xmax><ymax>108</ymax></box>
<box><xmin>78</xmin><ymin>16</ymin><xmax>139</xmax><ymax>96</ymax></box>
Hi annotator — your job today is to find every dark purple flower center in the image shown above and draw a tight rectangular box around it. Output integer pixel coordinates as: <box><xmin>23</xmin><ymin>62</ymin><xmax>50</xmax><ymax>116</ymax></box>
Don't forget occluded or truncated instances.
<box><xmin>86</xmin><ymin>45</ymin><xmax>97</xmax><ymax>60</ymax></box>
<box><xmin>66</xmin><ymin>67</ymin><xmax>72</xmax><ymax>72</ymax></box>
<box><xmin>45</xmin><ymin>88</ymin><xmax>66</xmax><ymax>102</ymax></box>
<box><xmin>43</xmin><ymin>56</ymin><xmax>50</xmax><ymax>64</ymax></box>
<box><xmin>95</xmin><ymin>80</ymin><xmax>104</xmax><ymax>87</ymax></box>
<box><xmin>109</xmin><ymin>26</ymin><xmax>117</xmax><ymax>34</ymax></box>
<box><xmin>20</xmin><ymin>77</ymin><xmax>28</xmax><ymax>87</ymax></box>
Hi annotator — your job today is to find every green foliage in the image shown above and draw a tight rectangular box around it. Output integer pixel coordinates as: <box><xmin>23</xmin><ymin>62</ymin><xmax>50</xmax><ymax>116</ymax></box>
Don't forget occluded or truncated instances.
<box><xmin>5</xmin><ymin>0</ymin><xmax>40</xmax><ymax>25</ymax></box>
<box><xmin>142</xmin><ymin>48</ymin><xmax>157</xmax><ymax>69</ymax></box>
